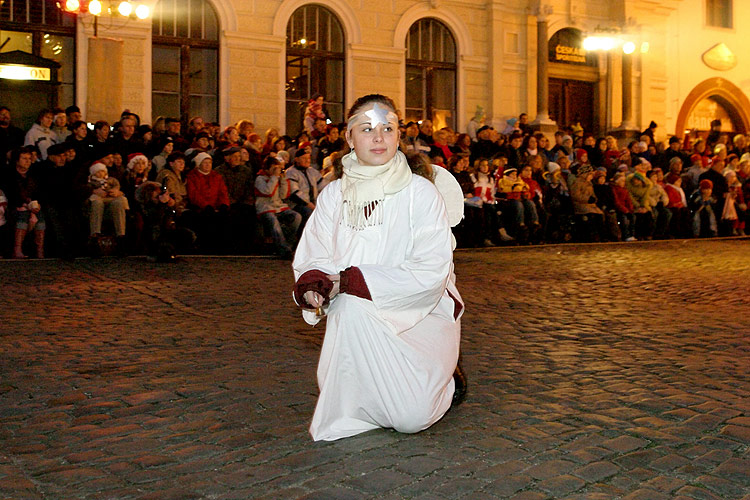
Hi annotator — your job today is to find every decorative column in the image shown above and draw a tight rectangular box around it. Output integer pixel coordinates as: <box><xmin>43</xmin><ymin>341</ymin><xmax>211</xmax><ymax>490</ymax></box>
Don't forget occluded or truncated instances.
<box><xmin>619</xmin><ymin>52</ymin><xmax>636</xmax><ymax>129</ymax></box>
<box><xmin>531</xmin><ymin>4</ymin><xmax>557</xmax><ymax>132</ymax></box>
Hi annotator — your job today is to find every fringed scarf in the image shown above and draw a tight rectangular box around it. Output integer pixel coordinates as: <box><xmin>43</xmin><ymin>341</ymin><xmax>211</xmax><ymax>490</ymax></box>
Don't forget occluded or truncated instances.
<box><xmin>340</xmin><ymin>150</ymin><xmax>412</xmax><ymax>230</ymax></box>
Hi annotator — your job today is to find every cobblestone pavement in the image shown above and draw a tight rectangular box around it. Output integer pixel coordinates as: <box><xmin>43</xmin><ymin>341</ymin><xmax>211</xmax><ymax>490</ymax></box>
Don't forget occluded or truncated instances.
<box><xmin>1</xmin><ymin>239</ymin><xmax>749</xmax><ymax>500</ymax></box>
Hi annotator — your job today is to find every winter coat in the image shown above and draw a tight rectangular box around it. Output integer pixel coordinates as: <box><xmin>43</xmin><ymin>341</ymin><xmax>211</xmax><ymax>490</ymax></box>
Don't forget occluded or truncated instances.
<box><xmin>570</xmin><ymin>178</ymin><xmax>603</xmax><ymax>215</ymax></box>
<box><xmin>186</xmin><ymin>169</ymin><xmax>230</xmax><ymax>210</ymax></box>
<box><xmin>254</xmin><ymin>169</ymin><xmax>292</xmax><ymax>215</ymax></box>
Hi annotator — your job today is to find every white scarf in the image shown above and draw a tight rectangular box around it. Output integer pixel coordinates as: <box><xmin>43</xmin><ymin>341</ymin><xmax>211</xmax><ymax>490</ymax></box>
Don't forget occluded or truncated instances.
<box><xmin>340</xmin><ymin>150</ymin><xmax>412</xmax><ymax>230</ymax></box>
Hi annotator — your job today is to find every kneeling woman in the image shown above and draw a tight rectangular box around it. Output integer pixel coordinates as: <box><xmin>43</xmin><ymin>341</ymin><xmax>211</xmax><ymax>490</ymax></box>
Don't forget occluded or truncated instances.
<box><xmin>293</xmin><ymin>94</ymin><xmax>465</xmax><ymax>441</ymax></box>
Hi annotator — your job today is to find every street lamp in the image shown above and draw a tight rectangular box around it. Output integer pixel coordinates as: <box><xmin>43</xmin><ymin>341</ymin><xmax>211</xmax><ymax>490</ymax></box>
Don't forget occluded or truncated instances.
<box><xmin>57</xmin><ymin>0</ymin><xmax>151</xmax><ymax>35</ymax></box>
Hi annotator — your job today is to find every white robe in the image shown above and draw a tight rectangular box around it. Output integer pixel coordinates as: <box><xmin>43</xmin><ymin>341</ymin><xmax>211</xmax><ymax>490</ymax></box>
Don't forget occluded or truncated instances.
<box><xmin>293</xmin><ymin>174</ymin><xmax>463</xmax><ymax>441</ymax></box>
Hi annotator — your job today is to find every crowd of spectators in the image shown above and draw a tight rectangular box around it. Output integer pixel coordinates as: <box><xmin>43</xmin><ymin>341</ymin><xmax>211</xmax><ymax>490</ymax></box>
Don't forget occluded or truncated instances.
<box><xmin>1</xmin><ymin>98</ymin><xmax>748</xmax><ymax>261</ymax></box>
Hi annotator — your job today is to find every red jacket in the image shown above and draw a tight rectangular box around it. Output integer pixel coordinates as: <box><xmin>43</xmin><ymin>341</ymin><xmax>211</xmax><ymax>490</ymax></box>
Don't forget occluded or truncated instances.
<box><xmin>664</xmin><ymin>184</ymin><xmax>685</xmax><ymax>208</ymax></box>
<box><xmin>611</xmin><ymin>184</ymin><xmax>634</xmax><ymax>214</ymax></box>
<box><xmin>186</xmin><ymin>169</ymin><xmax>230</xmax><ymax>209</ymax></box>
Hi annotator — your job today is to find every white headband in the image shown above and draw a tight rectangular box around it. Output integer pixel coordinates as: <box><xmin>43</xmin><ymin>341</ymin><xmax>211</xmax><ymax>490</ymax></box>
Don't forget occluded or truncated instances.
<box><xmin>347</xmin><ymin>102</ymin><xmax>398</xmax><ymax>131</ymax></box>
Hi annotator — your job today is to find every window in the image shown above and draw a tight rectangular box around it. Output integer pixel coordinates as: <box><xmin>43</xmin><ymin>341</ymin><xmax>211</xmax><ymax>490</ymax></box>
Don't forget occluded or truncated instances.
<box><xmin>706</xmin><ymin>0</ymin><xmax>732</xmax><ymax>28</ymax></box>
<box><xmin>285</xmin><ymin>5</ymin><xmax>345</xmax><ymax>137</ymax></box>
<box><xmin>0</xmin><ymin>0</ymin><xmax>76</xmax><ymax>106</ymax></box>
<box><xmin>152</xmin><ymin>0</ymin><xmax>219</xmax><ymax>125</ymax></box>
<box><xmin>405</xmin><ymin>18</ymin><xmax>456</xmax><ymax>130</ymax></box>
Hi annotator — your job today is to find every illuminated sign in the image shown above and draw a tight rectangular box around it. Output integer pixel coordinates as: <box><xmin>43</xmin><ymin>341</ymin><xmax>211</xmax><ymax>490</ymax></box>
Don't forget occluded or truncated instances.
<box><xmin>554</xmin><ymin>45</ymin><xmax>587</xmax><ymax>63</ymax></box>
<box><xmin>0</xmin><ymin>64</ymin><xmax>52</xmax><ymax>81</ymax></box>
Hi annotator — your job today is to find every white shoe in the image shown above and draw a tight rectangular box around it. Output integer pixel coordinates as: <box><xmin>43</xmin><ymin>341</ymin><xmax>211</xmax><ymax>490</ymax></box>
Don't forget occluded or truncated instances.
<box><xmin>625</xmin><ymin>236</ymin><xmax>637</xmax><ymax>242</ymax></box>
<box><xmin>498</xmin><ymin>228</ymin><xmax>515</xmax><ymax>241</ymax></box>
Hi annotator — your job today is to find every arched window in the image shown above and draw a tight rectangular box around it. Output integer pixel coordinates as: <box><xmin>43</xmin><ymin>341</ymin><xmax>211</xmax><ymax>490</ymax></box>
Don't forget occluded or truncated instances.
<box><xmin>405</xmin><ymin>18</ymin><xmax>456</xmax><ymax>130</ymax></box>
<box><xmin>152</xmin><ymin>0</ymin><xmax>219</xmax><ymax>125</ymax></box>
<box><xmin>0</xmin><ymin>0</ymin><xmax>76</xmax><ymax>123</ymax></box>
<box><xmin>285</xmin><ymin>5</ymin><xmax>344</xmax><ymax>137</ymax></box>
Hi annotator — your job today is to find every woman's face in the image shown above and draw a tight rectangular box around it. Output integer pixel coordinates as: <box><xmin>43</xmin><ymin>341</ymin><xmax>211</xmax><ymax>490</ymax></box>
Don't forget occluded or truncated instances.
<box><xmin>97</xmin><ymin>126</ymin><xmax>109</xmax><ymax>141</ymax></box>
<box><xmin>539</xmin><ymin>136</ymin><xmax>548</xmax><ymax>149</ymax></box>
<box><xmin>527</xmin><ymin>137</ymin><xmax>537</xmax><ymax>150</ymax></box>
<box><xmin>479</xmin><ymin>160</ymin><xmax>489</xmax><ymax>173</ymax></box>
<box><xmin>198</xmin><ymin>158</ymin><xmax>212</xmax><ymax>174</ymax></box>
<box><xmin>598</xmin><ymin>139</ymin><xmax>607</xmax><ymax>151</ymax></box>
<box><xmin>521</xmin><ymin>166</ymin><xmax>532</xmax><ymax>178</ymax></box>
<box><xmin>40</xmin><ymin>113</ymin><xmax>54</xmax><ymax>128</ymax></box>
<box><xmin>163</xmin><ymin>142</ymin><xmax>174</xmax><ymax>155</ymax></box>
<box><xmin>274</xmin><ymin>139</ymin><xmax>286</xmax><ymax>152</ymax></box>
<box><xmin>346</xmin><ymin>103</ymin><xmax>400</xmax><ymax>166</ymax></box>
<box><xmin>170</xmin><ymin>158</ymin><xmax>185</xmax><ymax>173</ymax></box>
<box><xmin>75</xmin><ymin>123</ymin><xmax>88</xmax><ymax>139</ymax></box>
<box><xmin>54</xmin><ymin>114</ymin><xmax>66</xmax><ymax>127</ymax></box>
<box><xmin>228</xmin><ymin>128</ymin><xmax>239</xmax><ymax>143</ymax></box>
<box><xmin>606</xmin><ymin>137</ymin><xmax>617</xmax><ymax>150</ymax></box>
<box><xmin>461</xmin><ymin>135</ymin><xmax>472</xmax><ymax>147</ymax></box>
<box><xmin>133</xmin><ymin>159</ymin><xmax>148</xmax><ymax>175</ymax></box>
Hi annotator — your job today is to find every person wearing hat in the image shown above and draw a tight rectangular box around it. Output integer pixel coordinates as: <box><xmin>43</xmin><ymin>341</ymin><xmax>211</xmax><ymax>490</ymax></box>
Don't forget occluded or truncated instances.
<box><xmin>33</xmin><ymin>143</ymin><xmax>79</xmax><ymax>258</ymax></box>
<box><xmin>699</xmin><ymin>155</ymin><xmax>729</xmax><ymax>233</ymax></box>
<box><xmin>626</xmin><ymin>160</ymin><xmax>655</xmax><ymax>239</ymax></box>
<box><xmin>286</xmin><ymin>148</ymin><xmax>323</xmax><ymax>230</ymax></box>
<box><xmin>689</xmin><ymin>178</ymin><xmax>718</xmax><ymax>237</ymax></box>
<box><xmin>641</xmin><ymin>120</ymin><xmax>657</xmax><ymax>142</ymax></box>
<box><xmin>185</xmin><ymin>151</ymin><xmax>231</xmax><ymax>253</ymax></box>
<box><xmin>402</xmin><ymin>121</ymin><xmax>431</xmax><ymax>155</ymax></box>
<box><xmin>215</xmin><ymin>145</ymin><xmax>256</xmax><ymax>253</ymax></box>
<box><xmin>303</xmin><ymin>93</ymin><xmax>327</xmax><ymax>135</ymax></box>
<box><xmin>86</xmin><ymin>158</ymin><xmax>129</xmax><ymax>255</ymax></box>
<box><xmin>466</xmin><ymin>105</ymin><xmax>485</xmax><ymax>142</ymax></box>
<box><xmin>255</xmin><ymin>155</ymin><xmax>300</xmax><ymax>259</ymax></box>
<box><xmin>570</xmin><ymin>164</ymin><xmax>604</xmax><ymax>241</ymax></box>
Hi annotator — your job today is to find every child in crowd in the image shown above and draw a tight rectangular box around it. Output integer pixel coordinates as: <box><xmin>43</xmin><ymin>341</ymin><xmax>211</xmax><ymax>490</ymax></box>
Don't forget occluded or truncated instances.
<box><xmin>664</xmin><ymin>172</ymin><xmax>689</xmax><ymax>238</ymax></box>
<box><xmin>689</xmin><ymin>179</ymin><xmax>718</xmax><ymax>237</ymax></box>
<box><xmin>611</xmin><ymin>172</ymin><xmax>636</xmax><ymax>241</ymax></box>
<box><xmin>723</xmin><ymin>170</ymin><xmax>746</xmax><ymax>235</ymax></box>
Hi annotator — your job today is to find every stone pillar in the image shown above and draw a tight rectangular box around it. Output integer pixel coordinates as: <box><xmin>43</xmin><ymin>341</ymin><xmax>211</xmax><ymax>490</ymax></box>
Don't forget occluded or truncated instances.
<box><xmin>531</xmin><ymin>4</ymin><xmax>557</xmax><ymax>133</ymax></box>
<box><xmin>619</xmin><ymin>52</ymin><xmax>635</xmax><ymax>129</ymax></box>
<box><xmin>610</xmin><ymin>51</ymin><xmax>639</xmax><ymax>141</ymax></box>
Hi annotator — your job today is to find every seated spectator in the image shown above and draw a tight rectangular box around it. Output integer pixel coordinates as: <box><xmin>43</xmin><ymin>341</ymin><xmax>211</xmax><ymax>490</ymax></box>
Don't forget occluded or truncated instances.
<box><xmin>255</xmin><ymin>156</ymin><xmax>301</xmax><ymax>259</ymax></box>
<box><xmin>261</xmin><ymin>128</ymin><xmax>280</xmax><ymax>156</ymax></box>
<box><xmin>64</xmin><ymin>120</ymin><xmax>93</xmax><ymax>164</ymax></box>
<box><xmin>185</xmin><ymin>152</ymin><xmax>231</xmax><ymax>253</ymax></box>
<box><xmin>664</xmin><ymin>172</ymin><xmax>689</xmax><ymax>238</ymax></box>
<box><xmin>155</xmin><ymin>152</ymin><xmax>188</xmax><ymax>214</ymax></box>
<box><xmin>520</xmin><ymin>164</ymin><xmax>545</xmax><ymax>242</ymax></box>
<box><xmin>24</xmin><ymin>109</ymin><xmax>57</xmax><ymax>160</ymax></box>
<box><xmin>245</xmin><ymin>134</ymin><xmax>263</xmax><ymax>173</ymax></box>
<box><xmin>542</xmin><ymin>162</ymin><xmax>573</xmax><ymax>242</ymax></box>
<box><xmin>0</xmin><ymin>187</ymin><xmax>7</xmax><ymax>256</ymax></box>
<box><xmin>134</xmin><ymin>181</ymin><xmax>194</xmax><ymax>262</ymax></box>
<box><xmin>286</xmin><ymin>149</ymin><xmax>323</xmax><ymax>230</ymax></box>
<box><xmin>151</xmin><ymin>137</ymin><xmax>174</xmax><ymax>175</ymax></box>
<box><xmin>121</xmin><ymin>153</ymin><xmax>151</xmax><ymax>205</ymax></box>
<box><xmin>164</xmin><ymin>118</ymin><xmax>189</xmax><ymax>152</ymax></box>
<box><xmin>215</xmin><ymin>145</ymin><xmax>256</xmax><ymax>253</ymax></box>
<box><xmin>497</xmin><ymin>167</ymin><xmax>538</xmax><ymax>239</ymax></box>
<box><xmin>647</xmin><ymin>168</ymin><xmax>671</xmax><ymax>238</ymax></box>
<box><xmin>690</xmin><ymin>179</ymin><xmax>718</xmax><ymax>237</ymax></box>
<box><xmin>87</xmin><ymin>161</ymin><xmax>129</xmax><ymax>254</ymax></box>
<box><xmin>51</xmin><ymin>108</ymin><xmax>69</xmax><ymax>143</ymax></box>
<box><xmin>111</xmin><ymin>115</ymin><xmax>143</xmax><ymax>160</ymax></box>
<box><xmin>35</xmin><ymin>143</ymin><xmax>80</xmax><ymax>259</ymax></box>
<box><xmin>570</xmin><ymin>165</ymin><xmax>604</xmax><ymax>241</ymax></box>
<box><xmin>611</xmin><ymin>172</ymin><xmax>636</xmax><ymax>241</ymax></box>
<box><xmin>627</xmin><ymin>161</ymin><xmax>655</xmax><ymax>239</ymax></box>
<box><xmin>0</xmin><ymin>106</ymin><xmax>25</xmax><ymax>170</ymax></box>
<box><xmin>315</xmin><ymin>125</ymin><xmax>344</xmax><ymax>169</ymax></box>
<box><xmin>3</xmin><ymin>147</ymin><xmax>45</xmax><ymax>257</ymax></box>
<box><xmin>430</xmin><ymin>129</ymin><xmax>454</xmax><ymax>163</ymax></box>
<box><xmin>723</xmin><ymin>170</ymin><xmax>746</xmax><ymax>236</ymax></box>
<box><xmin>471</xmin><ymin>157</ymin><xmax>501</xmax><ymax>246</ymax></box>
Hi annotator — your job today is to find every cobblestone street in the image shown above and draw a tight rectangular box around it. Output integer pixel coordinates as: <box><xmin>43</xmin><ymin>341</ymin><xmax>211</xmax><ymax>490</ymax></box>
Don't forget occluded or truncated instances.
<box><xmin>1</xmin><ymin>239</ymin><xmax>749</xmax><ymax>499</ymax></box>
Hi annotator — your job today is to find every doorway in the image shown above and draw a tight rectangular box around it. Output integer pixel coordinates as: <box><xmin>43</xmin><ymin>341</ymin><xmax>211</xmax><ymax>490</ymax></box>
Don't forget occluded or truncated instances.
<box><xmin>549</xmin><ymin>78</ymin><xmax>595</xmax><ymax>135</ymax></box>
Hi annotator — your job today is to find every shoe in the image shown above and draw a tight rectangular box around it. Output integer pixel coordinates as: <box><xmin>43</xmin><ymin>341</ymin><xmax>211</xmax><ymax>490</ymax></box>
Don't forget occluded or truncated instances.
<box><xmin>498</xmin><ymin>227</ymin><xmax>515</xmax><ymax>241</ymax></box>
<box><xmin>451</xmin><ymin>361</ymin><xmax>467</xmax><ymax>407</ymax></box>
<box><xmin>483</xmin><ymin>238</ymin><xmax>495</xmax><ymax>247</ymax></box>
<box><xmin>625</xmin><ymin>236</ymin><xmax>637</xmax><ymax>242</ymax></box>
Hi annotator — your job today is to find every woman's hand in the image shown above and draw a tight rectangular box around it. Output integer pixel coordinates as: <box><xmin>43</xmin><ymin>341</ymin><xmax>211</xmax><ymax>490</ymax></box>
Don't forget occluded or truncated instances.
<box><xmin>327</xmin><ymin>274</ymin><xmax>340</xmax><ymax>299</ymax></box>
<box><xmin>303</xmin><ymin>291</ymin><xmax>325</xmax><ymax>309</ymax></box>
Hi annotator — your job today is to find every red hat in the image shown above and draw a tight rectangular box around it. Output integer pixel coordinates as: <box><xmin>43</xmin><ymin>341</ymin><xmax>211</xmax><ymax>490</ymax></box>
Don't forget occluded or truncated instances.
<box><xmin>575</xmin><ymin>148</ymin><xmax>588</xmax><ymax>163</ymax></box>
<box><xmin>699</xmin><ymin>179</ymin><xmax>713</xmax><ymax>190</ymax></box>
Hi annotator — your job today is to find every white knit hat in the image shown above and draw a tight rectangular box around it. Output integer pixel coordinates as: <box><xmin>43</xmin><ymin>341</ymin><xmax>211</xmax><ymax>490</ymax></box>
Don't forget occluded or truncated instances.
<box><xmin>192</xmin><ymin>152</ymin><xmax>212</xmax><ymax>167</ymax></box>
<box><xmin>89</xmin><ymin>162</ymin><xmax>107</xmax><ymax>176</ymax></box>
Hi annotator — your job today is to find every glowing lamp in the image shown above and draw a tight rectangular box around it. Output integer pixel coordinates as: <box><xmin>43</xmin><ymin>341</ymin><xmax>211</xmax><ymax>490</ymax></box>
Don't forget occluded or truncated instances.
<box><xmin>118</xmin><ymin>1</ymin><xmax>132</xmax><ymax>16</ymax></box>
<box><xmin>89</xmin><ymin>0</ymin><xmax>102</xmax><ymax>15</ymax></box>
<box><xmin>65</xmin><ymin>0</ymin><xmax>80</xmax><ymax>11</ymax></box>
<box><xmin>135</xmin><ymin>4</ymin><xmax>150</xmax><ymax>19</ymax></box>
<box><xmin>622</xmin><ymin>41</ymin><xmax>636</xmax><ymax>54</ymax></box>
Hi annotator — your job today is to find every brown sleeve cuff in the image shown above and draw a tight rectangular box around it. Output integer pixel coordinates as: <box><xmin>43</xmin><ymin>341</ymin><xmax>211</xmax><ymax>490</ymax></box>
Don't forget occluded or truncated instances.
<box><xmin>294</xmin><ymin>270</ymin><xmax>334</xmax><ymax>308</ymax></box>
<box><xmin>339</xmin><ymin>266</ymin><xmax>372</xmax><ymax>301</ymax></box>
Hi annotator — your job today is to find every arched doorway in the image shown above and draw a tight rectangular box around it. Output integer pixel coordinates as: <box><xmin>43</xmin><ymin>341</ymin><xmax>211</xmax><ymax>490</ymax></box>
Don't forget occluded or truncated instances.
<box><xmin>285</xmin><ymin>4</ymin><xmax>345</xmax><ymax>138</ymax></box>
<box><xmin>404</xmin><ymin>18</ymin><xmax>456</xmax><ymax>130</ymax></box>
<box><xmin>547</xmin><ymin>27</ymin><xmax>599</xmax><ymax>135</ymax></box>
<box><xmin>675</xmin><ymin>78</ymin><xmax>750</xmax><ymax>138</ymax></box>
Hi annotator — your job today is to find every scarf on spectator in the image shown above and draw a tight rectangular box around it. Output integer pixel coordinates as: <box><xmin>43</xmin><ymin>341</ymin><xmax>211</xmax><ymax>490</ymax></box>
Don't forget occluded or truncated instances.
<box><xmin>340</xmin><ymin>150</ymin><xmax>411</xmax><ymax>230</ymax></box>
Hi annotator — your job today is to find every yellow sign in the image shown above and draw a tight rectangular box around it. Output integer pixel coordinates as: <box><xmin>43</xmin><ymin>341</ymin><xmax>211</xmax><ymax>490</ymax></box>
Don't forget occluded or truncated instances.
<box><xmin>0</xmin><ymin>64</ymin><xmax>51</xmax><ymax>81</ymax></box>
<box><xmin>554</xmin><ymin>45</ymin><xmax>587</xmax><ymax>63</ymax></box>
